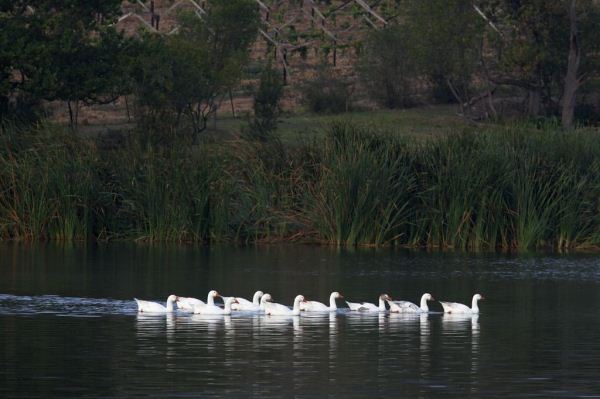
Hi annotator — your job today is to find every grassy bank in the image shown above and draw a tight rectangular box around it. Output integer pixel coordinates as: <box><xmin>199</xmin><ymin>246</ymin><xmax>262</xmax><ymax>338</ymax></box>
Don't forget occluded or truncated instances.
<box><xmin>205</xmin><ymin>105</ymin><xmax>469</xmax><ymax>143</ymax></box>
<box><xmin>1</xmin><ymin>121</ymin><xmax>600</xmax><ymax>251</ymax></box>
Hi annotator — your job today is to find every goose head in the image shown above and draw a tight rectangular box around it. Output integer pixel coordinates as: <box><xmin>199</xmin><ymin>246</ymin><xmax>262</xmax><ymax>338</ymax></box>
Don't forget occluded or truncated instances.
<box><xmin>208</xmin><ymin>290</ymin><xmax>221</xmax><ymax>298</ymax></box>
<box><xmin>260</xmin><ymin>293</ymin><xmax>273</xmax><ymax>304</ymax></box>
<box><xmin>423</xmin><ymin>293</ymin><xmax>434</xmax><ymax>301</ymax></box>
<box><xmin>292</xmin><ymin>295</ymin><xmax>306</xmax><ymax>310</ymax></box>
<box><xmin>167</xmin><ymin>295</ymin><xmax>178</xmax><ymax>303</ymax></box>
<box><xmin>293</xmin><ymin>295</ymin><xmax>306</xmax><ymax>304</ymax></box>
<box><xmin>331</xmin><ymin>292</ymin><xmax>343</xmax><ymax>299</ymax></box>
<box><xmin>224</xmin><ymin>297</ymin><xmax>239</xmax><ymax>307</ymax></box>
<box><xmin>471</xmin><ymin>294</ymin><xmax>484</xmax><ymax>313</ymax></box>
<box><xmin>378</xmin><ymin>294</ymin><xmax>392</xmax><ymax>311</ymax></box>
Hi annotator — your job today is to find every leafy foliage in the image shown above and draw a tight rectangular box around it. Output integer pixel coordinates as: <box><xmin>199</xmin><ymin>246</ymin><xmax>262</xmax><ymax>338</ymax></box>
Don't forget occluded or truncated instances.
<box><xmin>132</xmin><ymin>0</ymin><xmax>260</xmax><ymax>143</ymax></box>
<box><xmin>0</xmin><ymin>0</ymin><xmax>126</xmax><ymax>126</ymax></box>
<box><xmin>358</xmin><ymin>27</ymin><xmax>418</xmax><ymax>108</ymax></box>
<box><xmin>247</xmin><ymin>62</ymin><xmax>284</xmax><ymax>140</ymax></box>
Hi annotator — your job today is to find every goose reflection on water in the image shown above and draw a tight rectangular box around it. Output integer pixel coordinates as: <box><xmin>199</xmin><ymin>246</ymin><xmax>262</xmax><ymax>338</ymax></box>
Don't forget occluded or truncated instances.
<box><xmin>441</xmin><ymin>313</ymin><xmax>480</xmax><ymax>333</ymax></box>
<box><xmin>441</xmin><ymin>312</ymin><xmax>481</xmax><ymax>390</ymax></box>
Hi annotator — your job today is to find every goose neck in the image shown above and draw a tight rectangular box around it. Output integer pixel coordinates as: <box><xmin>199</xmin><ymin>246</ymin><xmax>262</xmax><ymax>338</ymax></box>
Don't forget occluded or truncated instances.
<box><xmin>378</xmin><ymin>298</ymin><xmax>386</xmax><ymax>311</ymax></box>
<box><xmin>420</xmin><ymin>295</ymin><xmax>429</xmax><ymax>312</ymax></box>
<box><xmin>207</xmin><ymin>294</ymin><xmax>215</xmax><ymax>307</ymax></box>
<box><xmin>252</xmin><ymin>292</ymin><xmax>262</xmax><ymax>306</ymax></box>
<box><xmin>471</xmin><ymin>296</ymin><xmax>480</xmax><ymax>313</ymax></box>
<box><xmin>293</xmin><ymin>297</ymin><xmax>303</xmax><ymax>312</ymax></box>
<box><xmin>329</xmin><ymin>293</ymin><xmax>338</xmax><ymax>310</ymax></box>
<box><xmin>166</xmin><ymin>297</ymin><xmax>175</xmax><ymax>312</ymax></box>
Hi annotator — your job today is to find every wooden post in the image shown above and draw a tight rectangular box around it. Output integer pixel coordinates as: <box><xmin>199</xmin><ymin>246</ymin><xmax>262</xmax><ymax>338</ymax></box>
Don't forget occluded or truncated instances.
<box><xmin>150</xmin><ymin>0</ymin><xmax>155</xmax><ymax>27</ymax></box>
<box><xmin>562</xmin><ymin>0</ymin><xmax>581</xmax><ymax>129</ymax></box>
<box><xmin>229</xmin><ymin>89</ymin><xmax>236</xmax><ymax>118</ymax></box>
<box><xmin>213</xmin><ymin>106</ymin><xmax>217</xmax><ymax>130</ymax></box>
<box><xmin>333</xmin><ymin>40</ymin><xmax>337</xmax><ymax>66</ymax></box>
<box><xmin>125</xmin><ymin>96</ymin><xmax>131</xmax><ymax>122</ymax></box>
<box><xmin>283</xmin><ymin>49</ymin><xmax>288</xmax><ymax>86</ymax></box>
<box><xmin>155</xmin><ymin>14</ymin><xmax>160</xmax><ymax>30</ymax></box>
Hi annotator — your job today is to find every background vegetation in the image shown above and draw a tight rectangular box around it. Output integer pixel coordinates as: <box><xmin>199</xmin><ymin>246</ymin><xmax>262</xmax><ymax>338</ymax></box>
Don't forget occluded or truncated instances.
<box><xmin>1</xmin><ymin>1</ymin><xmax>600</xmax><ymax>251</ymax></box>
<box><xmin>1</xmin><ymin>1</ymin><xmax>599</xmax><ymax>129</ymax></box>
<box><xmin>2</xmin><ymin>121</ymin><xmax>600</xmax><ymax>251</ymax></box>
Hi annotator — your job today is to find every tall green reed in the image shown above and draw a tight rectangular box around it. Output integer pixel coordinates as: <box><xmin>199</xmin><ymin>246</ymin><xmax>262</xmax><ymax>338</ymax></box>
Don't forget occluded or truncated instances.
<box><xmin>305</xmin><ymin>123</ymin><xmax>415</xmax><ymax>246</ymax></box>
<box><xmin>107</xmin><ymin>143</ymin><xmax>216</xmax><ymax>242</ymax></box>
<box><xmin>2</xmin><ymin>120</ymin><xmax>600</xmax><ymax>251</ymax></box>
<box><xmin>0</xmin><ymin>124</ymin><xmax>97</xmax><ymax>240</ymax></box>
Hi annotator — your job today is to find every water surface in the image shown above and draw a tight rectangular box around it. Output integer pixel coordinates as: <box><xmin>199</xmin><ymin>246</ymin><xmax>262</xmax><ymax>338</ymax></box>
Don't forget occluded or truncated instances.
<box><xmin>1</xmin><ymin>244</ymin><xmax>600</xmax><ymax>398</ymax></box>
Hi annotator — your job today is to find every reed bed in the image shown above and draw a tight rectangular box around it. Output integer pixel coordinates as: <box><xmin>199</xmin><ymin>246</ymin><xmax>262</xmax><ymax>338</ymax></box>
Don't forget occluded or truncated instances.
<box><xmin>1</xmin><ymin>121</ymin><xmax>600</xmax><ymax>251</ymax></box>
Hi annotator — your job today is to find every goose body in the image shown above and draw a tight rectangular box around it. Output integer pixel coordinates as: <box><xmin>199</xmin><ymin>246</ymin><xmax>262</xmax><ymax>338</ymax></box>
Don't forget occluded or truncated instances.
<box><xmin>440</xmin><ymin>294</ymin><xmax>484</xmax><ymax>314</ymax></box>
<box><xmin>135</xmin><ymin>295</ymin><xmax>178</xmax><ymax>313</ymax></box>
<box><xmin>346</xmin><ymin>294</ymin><xmax>391</xmax><ymax>312</ymax></box>
<box><xmin>300</xmin><ymin>292</ymin><xmax>343</xmax><ymax>312</ymax></box>
<box><xmin>262</xmin><ymin>294</ymin><xmax>305</xmax><ymax>316</ymax></box>
<box><xmin>176</xmin><ymin>297</ymin><xmax>204</xmax><ymax>312</ymax></box>
<box><xmin>230</xmin><ymin>290</ymin><xmax>264</xmax><ymax>311</ymax></box>
<box><xmin>179</xmin><ymin>290</ymin><xmax>220</xmax><ymax>312</ymax></box>
<box><xmin>194</xmin><ymin>297</ymin><xmax>238</xmax><ymax>315</ymax></box>
<box><xmin>389</xmin><ymin>293</ymin><xmax>434</xmax><ymax>313</ymax></box>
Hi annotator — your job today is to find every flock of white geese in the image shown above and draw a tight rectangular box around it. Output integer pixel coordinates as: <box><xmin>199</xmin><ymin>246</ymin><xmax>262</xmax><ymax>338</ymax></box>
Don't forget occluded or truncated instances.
<box><xmin>135</xmin><ymin>291</ymin><xmax>484</xmax><ymax>316</ymax></box>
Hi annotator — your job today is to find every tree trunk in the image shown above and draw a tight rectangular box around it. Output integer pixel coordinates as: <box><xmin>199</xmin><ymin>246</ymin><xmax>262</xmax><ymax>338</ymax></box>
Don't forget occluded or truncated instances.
<box><xmin>124</xmin><ymin>96</ymin><xmax>131</xmax><ymax>122</ymax></box>
<box><xmin>74</xmin><ymin>100</ymin><xmax>80</xmax><ymax>128</ymax></box>
<box><xmin>67</xmin><ymin>100</ymin><xmax>79</xmax><ymax>130</ymax></box>
<box><xmin>229</xmin><ymin>89</ymin><xmax>236</xmax><ymax>118</ymax></box>
<box><xmin>562</xmin><ymin>0</ymin><xmax>581</xmax><ymax>129</ymax></box>
<box><xmin>67</xmin><ymin>101</ymin><xmax>74</xmax><ymax>128</ymax></box>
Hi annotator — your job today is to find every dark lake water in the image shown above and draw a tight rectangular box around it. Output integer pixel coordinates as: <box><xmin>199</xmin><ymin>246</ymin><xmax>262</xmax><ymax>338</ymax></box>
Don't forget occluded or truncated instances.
<box><xmin>2</xmin><ymin>244</ymin><xmax>600</xmax><ymax>398</ymax></box>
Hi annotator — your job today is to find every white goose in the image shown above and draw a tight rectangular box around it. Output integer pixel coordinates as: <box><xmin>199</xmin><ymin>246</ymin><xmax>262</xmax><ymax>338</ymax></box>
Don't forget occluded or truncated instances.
<box><xmin>193</xmin><ymin>297</ymin><xmax>238</xmax><ymax>315</ymax></box>
<box><xmin>388</xmin><ymin>293</ymin><xmax>435</xmax><ymax>313</ymax></box>
<box><xmin>262</xmin><ymin>293</ymin><xmax>305</xmax><ymax>316</ymax></box>
<box><xmin>134</xmin><ymin>295</ymin><xmax>178</xmax><ymax>313</ymax></box>
<box><xmin>177</xmin><ymin>290</ymin><xmax>220</xmax><ymax>312</ymax></box>
<box><xmin>346</xmin><ymin>294</ymin><xmax>391</xmax><ymax>312</ymax></box>
<box><xmin>300</xmin><ymin>291</ymin><xmax>343</xmax><ymax>312</ymax></box>
<box><xmin>230</xmin><ymin>290</ymin><xmax>264</xmax><ymax>311</ymax></box>
<box><xmin>440</xmin><ymin>294</ymin><xmax>484</xmax><ymax>314</ymax></box>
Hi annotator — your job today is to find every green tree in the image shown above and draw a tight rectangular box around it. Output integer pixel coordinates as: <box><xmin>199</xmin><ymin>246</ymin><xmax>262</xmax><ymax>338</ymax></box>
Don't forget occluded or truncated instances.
<box><xmin>133</xmin><ymin>0</ymin><xmax>260</xmax><ymax>143</ymax></box>
<box><xmin>129</xmin><ymin>34</ymin><xmax>179</xmax><ymax>146</ymax></box>
<box><xmin>176</xmin><ymin>0</ymin><xmax>259</xmax><ymax>142</ymax></box>
<box><xmin>302</xmin><ymin>65</ymin><xmax>353</xmax><ymax>113</ymax></box>
<box><xmin>405</xmin><ymin>0</ymin><xmax>485</xmax><ymax>107</ymax></box>
<box><xmin>248</xmin><ymin>62</ymin><xmax>284</xmax><ymax>140</ymax></box>
<box><xmin>358</xmin><ymin>27</ymin><xmax>418</xmax><ymax>108</ymax></box>
<box><xmin>0</xmin><ymin>0</ymin><xmax>127</xmax><ymax>126</ymax></box>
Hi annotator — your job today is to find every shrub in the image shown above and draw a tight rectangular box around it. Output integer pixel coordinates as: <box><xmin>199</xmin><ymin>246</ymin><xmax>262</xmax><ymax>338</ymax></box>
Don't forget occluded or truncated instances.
<box><xmin>301</xmin><ymin>66</ymin><xmax>353</xmax><ymax>114</ymax></box>
<box><xmin>246</xmin><ymin>63</ymin><xmax>284</xmax><ymax>141</ymax></box>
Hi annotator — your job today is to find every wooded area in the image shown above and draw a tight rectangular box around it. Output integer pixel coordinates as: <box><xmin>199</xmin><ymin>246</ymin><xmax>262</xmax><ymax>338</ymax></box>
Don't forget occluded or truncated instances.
<box><xmin>1</xmin><ymin>0</ymin><xmax>599</xmax><ymax>134</ymax></box>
